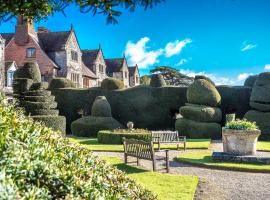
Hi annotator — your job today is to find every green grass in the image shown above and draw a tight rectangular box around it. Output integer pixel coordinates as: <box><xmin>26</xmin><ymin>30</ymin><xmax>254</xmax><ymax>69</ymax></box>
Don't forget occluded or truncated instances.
<box><xmin>176</xmin><ymin>151</ymin><xmax>270</xmax><ymax>172</ymax></box>
<box><xmin>103</xmin><ymin>156</ymin><xmax>198</xmax><ymax>200</ymax></box>
<box><xmin>69</xmin><ymin>136</ymin><xmax>211</xmax><ymax>152</ymax></box>
<box><xmin>257</xmin><ymin>141</ymin><xmax>270</xmax><ymax>152</ymax></box>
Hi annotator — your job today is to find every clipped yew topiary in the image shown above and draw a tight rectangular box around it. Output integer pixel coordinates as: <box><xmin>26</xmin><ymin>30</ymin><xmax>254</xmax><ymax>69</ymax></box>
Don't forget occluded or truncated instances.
<box><xmin>101</xmin><ymin>77</ymin><xmax>124</xmax><ymax>90</ymax></box>
<box><xmin>195</xmin><ymin>75</ymin><xmax>215</xmax><ymax>86</ymax></box>
<box><xmin>14</xmin><ymin>62</ymin><xmax>41</xmax><ymax>82</ymax></box>
<box><xmin>48</xmin><ymin>77</ymin><xmax>76</xmax><ymax>90</ymax></box>
<box><xmin>71</xmin><ymin>96</ymin><xmax>124</xmax><ymax>137</ymax></box>
<box><xmin>150</xmin><ymin>74</ymin><xmax>166</xmax><ymax>87</ymax></box>
<box><xmin>176</xmin><ymin>79</ymin><xmax>222</xmax><ymax>138</ymax></box>
<box><xmin>12</xmin><ymin>78</ymin><xmax>33</xmax><ymax>94</ymax></box>
<box><xmin>244</xmin><ymin>75</ymin><xmax>258</xmax><ymax>87</ymax></box>
<box><xmin>187</xmin><ymin>79</ymin><xmax>221</xmax><ymax>107</ymax></box>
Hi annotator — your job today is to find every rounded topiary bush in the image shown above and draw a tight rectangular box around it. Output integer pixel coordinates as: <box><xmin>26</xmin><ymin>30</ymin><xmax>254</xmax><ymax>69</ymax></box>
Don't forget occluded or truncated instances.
<box><xmin>32</xmin><ymin>115</ymin><xmax>66</xmax><ymax>135</ymax></box>
<box><xmin>250</xmin><ymin>85</ymin><xmax>270</xmax><ymax>104</ymax></box>
<box><xmin>91</xmin><ymin>96</ymin><xmax>112</xmax><ymax>117</ymax></box>
<box><xmin>180</xmin><ymin>104</ymin><xmax>222</xmax><ymax>122</ymax></box>
<box><xmin>175</xmin><ymin>118</ymin><xmax>221</xmax><ymax>139</ymax></box>
<box><xmin>14</xmin><ymin>62</ymin><xmax>41</xmax><ymax>82</ymax></box>
<box><xmin>12</xmin><ymin>78</ymin><xmax>33</xmax><ymax>94</ymax></box>
<box><xmin>150</xmin><ymin>74</ymin><xmax>166</xmax><ymax>87</ymax></box>
<box><xmin>21</xmin><ymin>101</ymin><xmax>57</xmax><ymax>111</ymax></box>
<box><xmin>101</xmin><ymin>78</ymin><xmax>124</xmax><ymax>90</ymax></box>
<box><xmin>98</xmin><ymin>129</ymin><xmax>151</xmax><ymax>144</ymax></box>
<box><xmin>48</xmin><ymin>78</ymin><xmax>76</xmax><ymax>90</ymax></box>
<box><xmin>23</xmin><ymin>90</ymin><xmax>51</xmax><ymax>96</ymax></box>
<box><xmin>23</xmin><ymin>95</ymin><xmax>55</xmax><ymax>102</ymax></box>
<box><xmin>29</xmin><ymin>109</ymin><xmax>59</xmax><ymax>116</ymax></box>
<box><xmin>30</xmin><ymin>82</ymin><xmax>49</xmax><ymax>91</ymax></box>
<box><xmin>195</xmin><ymin>75</ymin><xmax>215</xmax><ymax>86</ymax></box>
<box><xmin>187</xmin><ymin>79</ymin><xmax>221</xmax><ymax>107</ymax></box>
<box><xmin>244</xmin><ymin>75</ymin><xmax>258</xmax><ymax>87</ymax></box>
<box><xmin>71</xmin><ymin>116</ymin><xmax>124</xmax><ymax>137</ymax></box>
<box><xmin>254</xmin><ymin>72</ymin><xmax>270</xmax><ymax>86</ymax></box>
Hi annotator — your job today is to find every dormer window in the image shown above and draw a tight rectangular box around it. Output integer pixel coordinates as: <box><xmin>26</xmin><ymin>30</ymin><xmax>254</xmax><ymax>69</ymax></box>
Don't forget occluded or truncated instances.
<box><xmin>99</xmin><ymin>64</ymin><xmax>104</xmax><ymax>73</ymax></box>
<box><xmin>26</xmin><ymin>48</ymin><xmax>36</xmax><ymax>58</ymax></box>
<box><xmin>71</xmin><ymin>50</ymin><xmax>78</xmax><ymax>61</ymax></box>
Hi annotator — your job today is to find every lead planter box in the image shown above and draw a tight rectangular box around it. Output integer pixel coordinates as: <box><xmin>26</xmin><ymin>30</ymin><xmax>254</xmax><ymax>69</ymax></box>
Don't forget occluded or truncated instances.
<box><xmin>222</xmin><ymin>128</ymin><xmax>261</xmax><ymax>155</ymax></box>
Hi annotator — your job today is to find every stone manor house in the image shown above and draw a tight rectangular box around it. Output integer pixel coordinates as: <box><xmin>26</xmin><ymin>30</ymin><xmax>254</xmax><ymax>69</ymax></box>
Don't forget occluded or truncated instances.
<box><xmin>0</xmin><ymin>16</ymin><xmax>140</xmax><ymax>90</ymax></box>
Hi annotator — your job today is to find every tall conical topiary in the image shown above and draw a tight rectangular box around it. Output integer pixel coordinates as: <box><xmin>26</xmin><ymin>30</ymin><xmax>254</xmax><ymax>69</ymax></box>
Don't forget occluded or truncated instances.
<box><xmin>13</xmin><ymin>62</ymin><xmax>66</xmax><ymax>134</ymax></box>
<box><xmin>71</xmin><ymin>96</ymin><xmax>123</xmax><ymax>137</ymax></box>
<box><xmin>150</xmin><ymin>74</ymin><xmax>166</xmax><ymax>87</ymax></box>
<box><xmin>175</xmin><ymin>79</ymin><xmax>222</xmax><ymax>139</ymax></box>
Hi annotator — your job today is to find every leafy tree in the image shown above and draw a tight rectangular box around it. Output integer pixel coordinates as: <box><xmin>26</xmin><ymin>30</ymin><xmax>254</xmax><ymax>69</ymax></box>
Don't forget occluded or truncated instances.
<box><xmin>150</xmin><ymin>66</ymin><xmax>194</xmax><ymax>86</ymax></box>
<box><xmin>0</xmin><ymin>0</ymin><xmax>163</xmax><ymax>24</ymax></box>
<box><xmin>140</xmin><ymin>75</ymin><xmax>151</xmax><ymax>85</ymax></box>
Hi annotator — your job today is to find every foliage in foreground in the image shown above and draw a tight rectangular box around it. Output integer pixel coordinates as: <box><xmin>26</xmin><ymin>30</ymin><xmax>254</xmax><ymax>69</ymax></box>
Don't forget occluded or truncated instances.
<box><xmin>0</xmin><ymin>99</ymin><xmax>155</xmax><ymax>199</ymax></box>
<box><xmin>225</xmin><ymin>119</ymin><xmax>258</xmax><ymax>130</ymax></box>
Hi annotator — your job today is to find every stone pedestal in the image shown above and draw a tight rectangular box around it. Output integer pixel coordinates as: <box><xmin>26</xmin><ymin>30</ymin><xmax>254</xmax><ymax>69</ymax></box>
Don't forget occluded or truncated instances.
<box><xmin>222</xmin><ymin>128</ymin><xmax>261</xmax><ymax>155</ymax></box>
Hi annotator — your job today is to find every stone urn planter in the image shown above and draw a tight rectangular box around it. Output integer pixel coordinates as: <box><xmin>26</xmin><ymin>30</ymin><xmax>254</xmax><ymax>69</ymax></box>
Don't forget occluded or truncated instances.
<box><xmin>222</xmin><ymin>128</ymin><xmax>261</xmax><ymax>155</ymax></box>
<box><xmin>127</xmin><ymin>121</ymin><xmax>134</xmax><ymax>130</ymax></box>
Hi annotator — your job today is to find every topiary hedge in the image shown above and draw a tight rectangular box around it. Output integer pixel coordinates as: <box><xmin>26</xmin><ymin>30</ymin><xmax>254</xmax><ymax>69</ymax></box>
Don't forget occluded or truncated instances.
<box><xmin>71</xmin><ymin>116</ymin><xmax>124</xmax><ymax>137</ymax></box>
<box><xmin>23</xmin><ymin>90</ymin><xmax>52</xmax><ymax>96</ymax></box>
<box><xmin>29</xmin><ymin>109</ymin><xmax>59</xmax><ymax>116</ymax></box>
<box><xmin>12</xmin><ymin>78</ymin><xmax>33</xmax><ymax>94</ymax></box>
<box><xmin>30</xmin><ymin>82</ymin><xmax>49</xmax><ymax>91</ymax></box>
<box><xmin>32</xmin><ymin>115</ymin><xmax>66</xmax><ymax>135</ymax></box>
<box><xmin>13</xmin><ymin>62</ymin><xmax>41</xmax><ymax>82</ymax></box>
<box><xmin>180</xmin><ymin>104</ymin><xmax>222</xmax><ymax>122</ymax></box>
<box><xmin>195</xmin><ymin>75</ymin><xmax>215</xmax><ymax>86</ymax></box>
<box><xmin>21</xmin><ymin>101</ymin><xmax>57</xmax><ymax>111</ymax></box>
<box><xmin>98</xmin><ymin>129</ymin><xmax>151</xmax><ymax>144</ymax></box>
<box><xmin>150</xmin><ymin>74</ymin><xmax>166</xmax><ymax>87</ymax></box>
<box><xmin>23</xmin><ymin>95</ymin><xmax>55</xmax><ymax>102</ymax></box>
<box><xmin>101</xmin><ymin>77</ymin><xmax>124</xmax><ymax>90</ymax></box>
<box><xmin>48</xmin><ymin>77</ymin><xmax>76</xmax><ymax>90</ymax></box>
<box><xmin>91</xmin><ymin>96</ymin><xmax>112</xmax><ymax>117</ymax></box>
<box><xmin>187</xmin><ymin>79</ymin><xmax>221</xmax><ymax>107</ymax></box>
<box><xmin>0</xmin><ymin>99</ymin><xmax>155</xmax><ymax>199</ymax></box>
<box><xmin>244</xmin><ymin>75</ymin><xmax>258</xmax><ymax>87</ymax></box>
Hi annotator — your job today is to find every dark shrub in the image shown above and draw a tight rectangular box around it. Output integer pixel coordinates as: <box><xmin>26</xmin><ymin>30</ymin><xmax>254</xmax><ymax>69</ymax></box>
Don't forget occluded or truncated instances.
<box><xmin>187</xmin><ymin>79</ymin><xmax>221</xmax><ymax>107</ymax></box>
<box><xmin>91</xmin><ymin>96</ymin><xmax>112</xmax><ymax>117</ymax></box>
<box><xmin>101</xmin><ymin>78</ymin><xmax>124</xmax><ymax>90</ymax></box>
<box><xmin>12</xmin><ymin>78</ymin><xmax>33</xmax><ymax>94</ymax></box>
<box><xmin>195</xmin><ymin>75</ymin><xmax>215</xmax><ymax>86</ymax></box>
<box><xmin>48</xmin><ymin>78</ymin><xmax>76</xmax><ymax>90</ymax></box>
<box><xmin>180</xmin><ymin>104</ymin><xmax>222</xmax><ymax>122</ymax></box>
<box><xmin>98</xmin><ymin>129</ymin><xmax>151</xmax><ymax>144</ymax></box>
<box><xmin>23</xmin><ymin>95</ymin><xmax>55</xmax><ymax>102</ymax></box>
<box><xmin>29</xmin><ymin>109</ymin><xmax>59</xmax><ymax>116</ymax></box>
<box><xmin>244</xmin><ymin>75</ymin><xmax>258</xmax><ymax>87</ymax></box>
<box><xmin>13</xmin><ymin>62</ymin><xmax>41</xmax><ymax>82</ymax></box>
<box><xmin>254</xmin><ymin>72</ymin><xmax>270</xmax><ymax>86</ymax></box>
<box><xmin>32</xmin><ymin>115</ymin><xmax>66</xmax><ymax>135</ymax></box>
<box><xmin>30</xmin><ymin>82</ymin><xmax>49</xmax><ymax>90</ymax></box>
<box><xmin>150</xmin><ymin>74</ymin><xmax>166</xmax><ymax>87</ymax></box>
<box><xmin>175</xmin><ymin>118</ymin><xmax>221</xmax><ymax>139</ymax></box>
<box><xmin>21</xmin><ymin>101</ymin><xmax>57</xmax><ymax>111</ymax></box>
<box><xmin>244</xmin><ymin>110</ymin><xmax>270</xmax><ymax>140</ymax></box>
<box><xmin>249</xmin><ymin>102</ymin><xmax>270</xmax><ymax>112</ymax></box>
<box><xmin>71</xmin><ymin>116</ymin><xmax>124</xmax><ymax>137</ymax></box>
<box><xmin>23</xmin><ymin>90</ymin><xmax>51</xmax><ymax>96</ymax></box>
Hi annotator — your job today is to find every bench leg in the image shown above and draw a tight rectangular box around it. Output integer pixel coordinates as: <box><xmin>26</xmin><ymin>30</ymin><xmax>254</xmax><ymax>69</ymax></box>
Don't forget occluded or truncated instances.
<box><xmin>165</xmin><ymin>150</ymin><xmax>170</xmax><ymax>173</ymax></box>
<box><xmin>137</xmin><ymin>157</ymin><xmax>140</xmax><ymax>166</ymax></box>
<box><xmin>184</xmin><ymin>142</ymin><xmax>186</xmax><ymax>151</ymax></box>
<box><xmin>158</xmin><ymin>143</ymin><xmax>161</xmax><ymax>151</ymax></box>
<box><xmin>124</xmin><ymin>153</ymin><xmax>128</xmax><ymax>164</ymax></box>
<box><xmin>153</xmin><ymin>159</ymin><xmax>157</xmax><ymax>171</ymax></box>
<box><xmin>177</xmin><ymin>144</ymin><xmax>179</xmax><ymax>150</ymax></box>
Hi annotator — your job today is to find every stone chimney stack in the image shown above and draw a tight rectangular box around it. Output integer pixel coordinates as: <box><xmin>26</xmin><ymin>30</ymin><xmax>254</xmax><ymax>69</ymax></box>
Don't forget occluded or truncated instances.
<box><xmin>38</xmin><ymin>26</ymin><xmax>50</xmax><ymax>33</ymax></box>
<box><xmin>15</xmin><ymin>16</ymin><xmax>37</xmax><ymax>45</ymax></box>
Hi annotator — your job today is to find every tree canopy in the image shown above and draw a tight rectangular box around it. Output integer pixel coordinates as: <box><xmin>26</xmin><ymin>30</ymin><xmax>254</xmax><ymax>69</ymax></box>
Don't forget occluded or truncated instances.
<box><xmin>0</xmin><ymin>0</ymin><xmax>163</xmax><ymax>24</ymax></box>
<box><xmin>150</xmin><ymin>66</ymin><xmax>194</xmax><ymax>86</ymax></box>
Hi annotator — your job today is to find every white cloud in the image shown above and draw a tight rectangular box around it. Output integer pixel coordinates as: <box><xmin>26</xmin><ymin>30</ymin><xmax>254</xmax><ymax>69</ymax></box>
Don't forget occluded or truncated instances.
<box><xmin>176</xmin><ymin>58</ymin><xmax>188</xmax><ymax>66</ymax></box>
<box><xmin>165</xmin><ymin>39</ymin><xmax>192</xmax><ymax>57</ymax></box>
<box><xmin>241</xmin><ymin>41</ymin><xmax>257</xmax><ymax>52</ymax></box>
<box><xmin>179</xmin><ymin>69</ymin><xmax>250</xmax><ymax>86</ymax></box>
<box><xmin>124</xmin><ymin>37</ymin><xmax>163</xmax><ymax>68</ymax></box>
<box><xmin>264</xmin><ymin>64</ymin><xmax>270</xmax><ymax>70</ymax></box>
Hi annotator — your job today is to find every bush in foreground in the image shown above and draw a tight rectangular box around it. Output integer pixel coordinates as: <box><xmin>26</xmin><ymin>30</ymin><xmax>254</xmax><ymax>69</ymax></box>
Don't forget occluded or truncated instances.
<box><xmin>0</xmin><ymin>99</ymin><xmax>155</xmax><ymax>199</ymax></box>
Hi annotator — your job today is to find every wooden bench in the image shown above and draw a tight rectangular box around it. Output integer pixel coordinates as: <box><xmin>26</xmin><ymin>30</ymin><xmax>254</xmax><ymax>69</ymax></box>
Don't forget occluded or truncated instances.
<box><xmin>151</xmin><ymin>131</ymin><xmax>186</xmax><ymax>151</ymax></box>
<box><xmin>123</xmin><ymin>137</ymin><xmax>170</xmax><ymax>173</ymax></box>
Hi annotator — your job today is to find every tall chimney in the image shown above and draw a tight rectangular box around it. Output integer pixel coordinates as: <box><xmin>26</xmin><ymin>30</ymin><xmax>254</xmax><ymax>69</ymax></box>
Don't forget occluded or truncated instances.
<box><xmin>14</xmin><ymin>16</ymin><xmax>37</xmax><ymax>45</ymax></box>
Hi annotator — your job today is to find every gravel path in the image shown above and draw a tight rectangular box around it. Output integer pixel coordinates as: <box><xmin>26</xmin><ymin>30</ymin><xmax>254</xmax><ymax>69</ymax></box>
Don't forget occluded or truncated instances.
<box><xmin>93</xmin><ymin>142</ymin><xmax>270</xmax><ymax>200</ymax></box>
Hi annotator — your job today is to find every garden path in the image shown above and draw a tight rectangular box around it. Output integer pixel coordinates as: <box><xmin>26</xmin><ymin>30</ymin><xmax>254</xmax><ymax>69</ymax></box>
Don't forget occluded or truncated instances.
<box><xmin>93</xmin><ymin>141</ymin><xmax>270</xmax><ymax>200</ymax></box>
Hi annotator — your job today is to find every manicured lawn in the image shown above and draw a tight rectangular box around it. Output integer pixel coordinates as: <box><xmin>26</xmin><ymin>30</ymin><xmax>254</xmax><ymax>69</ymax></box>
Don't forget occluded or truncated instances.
<box><xmin>103</xmin><ymin>156</ymin><xmax>198</xmax><ymax>200</ymax></box>
<box><xmin>257</xmin><ymin>141</ymin><xmax>270</xmax><ymax>152</ymax></box>
<box><xmin>176</xmin><ymin>151</ymin><xmax>270</xmax><ymax>172</ymax></box>
<box><xmin>69</xmin><ymin>136</ymin><xmax>211</xmax><ymax>152</ymax></box>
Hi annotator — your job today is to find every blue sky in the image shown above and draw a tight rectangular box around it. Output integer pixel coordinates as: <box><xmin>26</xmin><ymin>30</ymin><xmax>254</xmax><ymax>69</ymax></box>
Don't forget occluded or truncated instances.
<box><xmin>1</xmin><ymin>0</ymin><xmax>270</xmax><ymax>85</ymax></box>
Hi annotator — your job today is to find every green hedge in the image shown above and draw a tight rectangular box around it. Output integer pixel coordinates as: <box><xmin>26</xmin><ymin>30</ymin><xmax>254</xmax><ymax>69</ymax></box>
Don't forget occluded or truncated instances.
<box><xmin>71</xmin><ymin>116</ymin><xmax>124</xmax><ymax>137</ymax></box>
<box><xmin>48</xmin><ymin>78</ymin><xmax>76</xmax><ymax>90</ymax></box>
<box><xmin>98</xmin><ymin>129</ymin><xmax>151</xmax><ymax>144</ymax></box>
<box><xmin>91</xmin><ymin>96</ymin><xmax>112</xmax><ymax>117</ymax></box>
<box><xmin>21</xmin><ymin>101</ymin><xmax>57</xmax><ymax>111</ymax></box>
<box><xmin>29</xmin><ymin>109</ymin><xmax>59</xmax><ymax>116</ymax></box>
<box><xmin>23</xmin><ymin>90</ymin><xmax>51</xmax><ymax>96</ymax></box>
<box><xmin>23</xmin><ymin>95</ymin><xmax>55</xmax><ymax>102</ymax></box>
<box><xmin>244</xmin><ymin>75</ymin><xmax>258</xmax><ymax>87</ymax></box>
<box><xmin>32</xmin><ymin>115</ymin><xmax>66</xmax><ymax>135</ymax></box>
<box><xmin>12</xmin><ymin>78</ymin><xmax>33</xmax><ymax>94</ymax></box>
<box><xmin>101</xmin><ymin>78</ymin><xmax>124</xmax><ymax>90</ymax></box>
<box><xmin>194</xmin><ymin>75</ymin><xmax>215</xmax><ymax>86</ymax></box>
<box><xmin>150</xmin><ymin>74</ymin><xmax>166</xmax><ymax>87</ymax></box>
<box><xmin>30</xmin><ymin>82</ymin><xmax>49</xmax><ymax>91</ymax></box>
<box><xmin>14</xmin><ymin>62</ymin><xmax>41</xmax><ymax>82</ymax></box>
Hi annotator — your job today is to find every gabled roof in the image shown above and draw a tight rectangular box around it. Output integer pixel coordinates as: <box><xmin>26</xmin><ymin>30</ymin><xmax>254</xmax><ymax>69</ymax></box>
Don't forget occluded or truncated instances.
<box><xmin>37</xmin><ymin>31</ymin><xmax>71</xmax><ymax>52</ymax></box>
<box><xmin>5</xmin><ymin>61</ymin><xmax>17</xmax><ymax>71</ymax></box>
<box><xmin>1</xmin><ymin>33</ymin><xmax>14</xmax><ymax>46</ymax></box>
<box><xmin>105</xmin><ymin>58</ymin><xmax>124</xmax><ymax>74</ymax></box>
<box><xmin>82</xmin><ymin>49</ymin><xmax>100</xmax><ymax>70</ymax></box>
<box><xmin>82</xmin><ymin>64</ymin><xmax>98</xmax><ymax>79</ymax></box>
<box><xmin>128</xmin><ymin>66</ymin><xmax>138</xmax><ymax>77</ymax></box>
